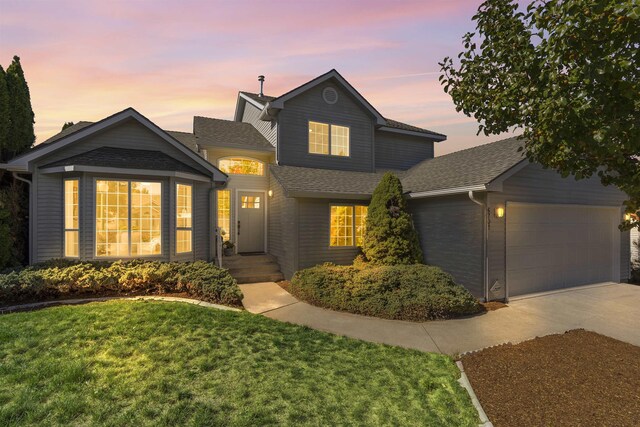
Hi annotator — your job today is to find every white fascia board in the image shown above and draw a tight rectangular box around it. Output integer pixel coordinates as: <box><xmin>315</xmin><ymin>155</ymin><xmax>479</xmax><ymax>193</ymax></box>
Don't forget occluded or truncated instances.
<box><xmin>238</xmin><ymin>92</ymin><xmax>266</xmax><ymax>110</ymax></box>
<box><xmin>377</xmin><ymin>126</ymin><xmax>447</xmax><ymax>141</ymax></box>
<box><xmin>408</xmin><ymin>185</ymin><xmax>487</xmax><ymax>199</ymax></box>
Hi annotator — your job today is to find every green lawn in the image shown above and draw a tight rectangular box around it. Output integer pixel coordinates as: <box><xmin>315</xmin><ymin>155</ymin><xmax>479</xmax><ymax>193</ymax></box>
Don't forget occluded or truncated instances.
<box><xmin>0</xmin><ymin>301</ymin><xmax>478</xmax><ymax>426</ymax></box>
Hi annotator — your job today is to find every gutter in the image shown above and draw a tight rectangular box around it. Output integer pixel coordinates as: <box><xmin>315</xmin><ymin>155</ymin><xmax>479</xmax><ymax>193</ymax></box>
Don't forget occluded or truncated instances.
<box><xmin>468</xmin><ymin>190</ymin><xmax>489</xmax><ymax>303</ymax></box>
<box><xmin>408</xmin><ymin>185</ymin><xmax>486</xmax><ymax>199</ymax></box>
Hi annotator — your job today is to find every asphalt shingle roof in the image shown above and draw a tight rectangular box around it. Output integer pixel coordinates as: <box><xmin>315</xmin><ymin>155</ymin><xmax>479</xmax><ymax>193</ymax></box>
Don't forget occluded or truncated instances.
<box><xmin>270</xmin><ymin>165</ymin><xmax>400</xmax><ymax>197</ymax></box>
<box><xmin>194</xmin><ymin>116</ymin><xmax>274</xmax><ymax>151</ymax></box>
<box><xmin>270</xmin><ymin>137</ymin><xmax>526</xmax><ymax>197</ymax></box>
<box><xmin>41</xmin><ymin>146</ymin><xmax>206</xmax><ymax>176</ymax></box>
<box><xmin>402</xmin><ymin>137</ymin><xmax>526</xmax><ymax>193</ymax></box>
<box><xmin>41</xmin><ymin>121</ymin><xmax>94</xmax><ymax>145</ymax></box>
<box><xmin>166</xmin><ymin>130</ymin><xmax>198</xmax><ymax>152</ymax></box>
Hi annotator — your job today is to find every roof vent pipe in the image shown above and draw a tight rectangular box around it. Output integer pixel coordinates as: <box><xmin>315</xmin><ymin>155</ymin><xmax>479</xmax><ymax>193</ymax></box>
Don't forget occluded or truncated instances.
<box><xmin>258</xmin><ymin>75</ymin><xmax>265</xmax><ymax>97</ymax></box>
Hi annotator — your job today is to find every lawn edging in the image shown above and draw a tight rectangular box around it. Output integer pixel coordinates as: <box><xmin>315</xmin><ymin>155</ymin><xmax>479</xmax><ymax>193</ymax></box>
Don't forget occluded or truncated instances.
<box><xmin>456</xmin><ymin>361</ymin><xmax>493</xmax><ymax>427</ymax></box>
<box><xmin>0</xmin><ymin>295</ymin><xmax>242</xmax><ymax>315</ymax></box>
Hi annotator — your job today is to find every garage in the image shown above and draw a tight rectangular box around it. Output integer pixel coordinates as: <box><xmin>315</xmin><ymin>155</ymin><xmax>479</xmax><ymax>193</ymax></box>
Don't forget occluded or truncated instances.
<box><xmin>506</xmin><ymin>202</ymin><xmax>621</xmax><ymax>297</ymax></box>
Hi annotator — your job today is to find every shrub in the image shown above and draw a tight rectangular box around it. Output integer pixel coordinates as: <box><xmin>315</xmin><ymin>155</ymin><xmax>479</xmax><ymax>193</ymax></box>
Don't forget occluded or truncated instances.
<box><xmin>0</xmin><ymin>259</ymin><xmax>243</xmax><ymax>307</ymax></box>
<box><xmin>290</xmin><ymin>264</ymin><xmax>481</xmax><ymax>321</ymax></box>
<box><xmin>361</xmin><ymin>172</ymin><xmax>423</xmax><ymax>265</ymax></box>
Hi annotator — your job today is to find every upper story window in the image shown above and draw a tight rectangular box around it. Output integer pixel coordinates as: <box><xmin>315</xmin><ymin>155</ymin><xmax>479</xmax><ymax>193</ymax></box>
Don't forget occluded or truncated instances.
<box><xmin>218</xmin><ymin>157</ymin><xmax>264</xmax><ymax>176</ymax></box>
<box><xmin>309</xmin><ymin>121</ymin><xmax>350</xmax><ymax>157</ymax></box>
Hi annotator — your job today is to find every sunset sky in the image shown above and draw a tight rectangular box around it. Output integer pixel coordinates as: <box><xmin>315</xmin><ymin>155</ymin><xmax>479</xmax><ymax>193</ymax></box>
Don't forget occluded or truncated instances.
<box><xmin>0</xmin><ymin>0</ymin><xmax>515</xmax><ymax>155</ymax></box>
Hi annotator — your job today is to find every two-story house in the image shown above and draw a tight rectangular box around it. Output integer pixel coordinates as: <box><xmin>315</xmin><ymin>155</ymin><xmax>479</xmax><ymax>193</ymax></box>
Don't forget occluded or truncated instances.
<box><xmin>1</xmin><ymin>70</ymin><xmax>630</xmax><ymax>301</ymax></box>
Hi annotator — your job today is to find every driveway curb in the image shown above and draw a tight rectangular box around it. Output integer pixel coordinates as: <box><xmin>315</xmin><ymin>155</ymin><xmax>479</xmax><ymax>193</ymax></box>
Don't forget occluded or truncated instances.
<box><xmin>456</xmin><ymin>361</ymin><xmax>493</xmax><ymax>427</ymax></box>
<box><xmin>0</xmin><ymin>296</ymin><xmax>241</xmax><ymax>315</ymax></box>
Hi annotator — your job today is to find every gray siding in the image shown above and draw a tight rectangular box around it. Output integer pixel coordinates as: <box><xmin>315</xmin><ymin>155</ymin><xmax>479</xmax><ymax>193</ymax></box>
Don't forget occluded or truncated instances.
<box><xmin>277</xmin><ymin>81</ymin><xmax>375</xmax><ymax>172</ymax></box>
<box><xmin>410</xmin><ymin>194</ymin><xmax>485</xmax><ymax>297</ymax></box>
<box><xmin>374</xmin><ymin>131</ymin><xmax>434</xmax><ymax>170</ymax></box>
<box><xmin>267</xmin><ymin>177</ymin><xmax>298</xmax><ymax>278</ymax></box>
<box><xmin>487</xmin><ymin>163</ymin><xmax>629</xmax><ymax>299</ymax></box>
<box><xmin>241</xmin><ymin>102</ymin><xmax>278</xmax><ymax>146</ymax></box>
<box><xmin>296</xmin><ymin>198</ymin><xmax>369</xmax><ymax>271</ymax></box>
<box><xmin>33</xmin><ymin>172</ymin><xmax>64</xmax><ymax>261</ymax></box>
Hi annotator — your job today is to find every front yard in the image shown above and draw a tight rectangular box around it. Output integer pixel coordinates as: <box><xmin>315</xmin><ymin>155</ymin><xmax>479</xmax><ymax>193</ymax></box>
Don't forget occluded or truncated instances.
<box><xmin>0</xmin><ymin>300</ymin><xmax>478</xmax><ymax>426</ymax></box>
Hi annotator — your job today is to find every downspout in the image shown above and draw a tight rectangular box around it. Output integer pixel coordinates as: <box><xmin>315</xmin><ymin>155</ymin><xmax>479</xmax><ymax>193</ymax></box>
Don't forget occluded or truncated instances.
<box><xmin>468</xmin><ymin>190</ymin><xmax>489</xmax><ymax>302</ymax></box>
<box><xmin>13</xmin><ymin>172</ymin><xmax>33</xmax><ymax>265</ymax></box>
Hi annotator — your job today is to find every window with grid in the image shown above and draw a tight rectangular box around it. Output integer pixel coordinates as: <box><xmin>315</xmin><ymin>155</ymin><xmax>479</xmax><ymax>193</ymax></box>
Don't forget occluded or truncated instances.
<box><xmin>64</xmin><ymin>179</ymin><xmax>80</xmax><ymax>257</ymax></box>
<box><xmin>330</xmin><ymin>205</ymin><xmax>368</xmax><ymax>247</ymax></box>
<box><xmin>241</xmin><ymin>196</ymin><xmax>261</xmax><ymax>209</ymax></box>
<box><xmin>218</xmin><ymin>157</ymin><xmax>264</xmax><ymax>175</ymax></box>
<box><xmin>308</xmin><ymin>121</ymin><xmax>329</xmax><ymax>155</ymax></box>
<box><xmin>96</xmin><ymin>180</ymin><xmax>162</xmax><ymax>257</ymax></box>
<box><xmin>176</xmin><ymin>184</ymin><xmax>192</xmax><ymax>253</ymax></box>
<box><xmin>217</xmin><ymin>190</ymin><xmax>230</xmax><ymax>241</ymax></box>
<box><xmin>309</xmin><ymin>121</ymin><xmax>349</xmax><ymax>157</ymax></box>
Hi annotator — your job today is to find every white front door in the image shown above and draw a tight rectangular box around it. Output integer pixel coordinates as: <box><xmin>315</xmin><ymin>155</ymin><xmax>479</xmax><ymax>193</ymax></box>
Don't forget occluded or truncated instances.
<box><xmin>237</xmin><ymin>191</ymin><xmax>265</xmax><ymax>253</ymax></box>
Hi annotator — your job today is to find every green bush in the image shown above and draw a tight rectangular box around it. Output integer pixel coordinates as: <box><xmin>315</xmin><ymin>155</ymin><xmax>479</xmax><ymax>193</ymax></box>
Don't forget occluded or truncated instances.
<box><xmin>290</xmin><ymin>264</ymin><xmax>481</xmax><ymax>321</ymax></box>
<box><xmin>0</xmin><ymin>260</ymin><xmax>243</xmax><ymax>307</ymax></box>
<box><xmin>361</xmin><ymin>172</ymin><xmax>423</xmax><ymax>265</ymax></box>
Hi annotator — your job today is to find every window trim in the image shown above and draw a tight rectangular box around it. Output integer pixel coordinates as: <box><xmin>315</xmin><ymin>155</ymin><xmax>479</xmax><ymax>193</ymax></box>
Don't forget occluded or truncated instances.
<box><xmin>328</xmin><ymin>203</ymin><xmax>368</xmax><ymax>248</ymax></box>
<box><xmin>217</xmin><ymin>156</ymin><xmax>265</xmax><ymax>176</ymax></box>
<box><xmin>93</xmin><ymin>178</ymin><xmax>164</xmax><ymax>259</ymax></box>
<box><xmin>175</xmin><ymin>182</ymin><xmax>193</xmax><ymax>254</ymax></box>
<box><xmin>64</xmin><ymin>178</ymin><xmax>80</xmax><ymax>258</ymax></box>
<box><xmin>308</xmin><ymin>120</ymin><xmax>351</xmax><ymax>158</ymax></box>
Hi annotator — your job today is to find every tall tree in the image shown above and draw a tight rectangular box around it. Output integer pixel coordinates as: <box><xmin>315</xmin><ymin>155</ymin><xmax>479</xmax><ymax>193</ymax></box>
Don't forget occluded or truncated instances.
<box><xmin>440</xmin><ymin>0</ymin><xmax>640</xmax><ymax>227</ymax></box>
<box><xmin>0</xmin><ymin>66</ymin><xmax>9</xmax><ymax>158</ymax></box>
<box><xmin>361</xmin><ymin>172</ymin><xmax>423</xmax><ymax>265</ymax></box>
<box><xmin>5</xmin><ymin>55</ymin><xmax>35</xmax><ymax>159</ymax></box>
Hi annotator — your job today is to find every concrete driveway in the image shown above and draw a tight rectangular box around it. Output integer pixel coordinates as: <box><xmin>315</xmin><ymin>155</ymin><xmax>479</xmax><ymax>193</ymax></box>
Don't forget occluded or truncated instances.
<box><xmin>240</xmin><ymin>282</ymin><xmax>640</xmax><ymax>355</ymax></box>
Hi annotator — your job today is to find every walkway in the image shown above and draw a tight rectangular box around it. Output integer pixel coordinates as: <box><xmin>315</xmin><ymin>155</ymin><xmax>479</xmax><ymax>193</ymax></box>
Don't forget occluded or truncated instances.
<box><xmin>239</xmin><ymin>282</ymin><xmax>640</xmax><ymax>354</ymax></box>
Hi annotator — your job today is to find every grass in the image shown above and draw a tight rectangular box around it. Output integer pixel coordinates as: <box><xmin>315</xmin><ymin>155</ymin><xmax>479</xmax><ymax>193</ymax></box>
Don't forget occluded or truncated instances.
<box><xmin>0</xmin><ymin>301</ymin><xmax>478</xmax><ymax>426</ymax></box>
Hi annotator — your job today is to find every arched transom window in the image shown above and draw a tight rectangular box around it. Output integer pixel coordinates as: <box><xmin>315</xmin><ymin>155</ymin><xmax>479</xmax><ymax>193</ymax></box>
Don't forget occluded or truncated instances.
<box><xmin>218</xmin><ymin>157</ymin><xmax>264</xmax><ymax>176</ymax></box>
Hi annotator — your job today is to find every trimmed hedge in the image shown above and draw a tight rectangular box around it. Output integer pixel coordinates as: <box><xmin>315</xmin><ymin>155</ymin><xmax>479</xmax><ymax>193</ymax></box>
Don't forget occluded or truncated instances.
<box><xmin>0</xmin><ymin>259</ymin><xmax>243</xmax><ymax>307</ymax></box>
<box><xmin>289</xmin><ymin>264</ymin><xmax>482</xmax><ymax>321</ymax></box>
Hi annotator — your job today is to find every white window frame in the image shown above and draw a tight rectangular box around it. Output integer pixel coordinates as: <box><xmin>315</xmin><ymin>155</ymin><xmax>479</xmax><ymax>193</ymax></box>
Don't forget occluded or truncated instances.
<box><xmin>217</xmin><ymin>156</ymin><xmax>265</xmax><ymax>176</ymax></box>
<box><xmin>176</xmin><ymin>182</ymin><xmax>193</xmax><ymax>254</ymax></box>
<box><xmin>94</xmin><ymin>178</ymin><xmax>163</xmax><ymax>258</ymax></box>
<box><xmin>64</xmin><ymin>178</ymin><xmax>80</xmax><ymax>258</ymax></box>
<box><xmin>329</xmin><ymin>204</ymin><xmax>367</xmax><ymax>248</ymax></box>
<box><xmin>308</xmin><ymin>120</ymin><xmax>351</xmax><ymax>157</ymax></box>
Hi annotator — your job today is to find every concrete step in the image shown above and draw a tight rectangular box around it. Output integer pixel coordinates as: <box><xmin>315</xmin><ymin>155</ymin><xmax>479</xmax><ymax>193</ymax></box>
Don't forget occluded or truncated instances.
<box><xmin>223</xmin><ymin>254</ymin><xmax>277</xmax><ymax>267</ymax></box>
<box><xmin>233</xmin><ymin>272</ymin><xmax>285</xmax><ymax>284</ymax></box>
<box><xmin>228</xmin><ymin>263</ymin><xmax>281</xmax><ymax>275</ymax></box>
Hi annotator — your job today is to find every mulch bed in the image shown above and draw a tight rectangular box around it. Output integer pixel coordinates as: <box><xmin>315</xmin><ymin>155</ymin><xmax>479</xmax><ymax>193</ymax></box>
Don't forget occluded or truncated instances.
<box><xmin>462</xmin><ymin>329</ymin><xmax>640</xmax><ymax>427</ymax></box>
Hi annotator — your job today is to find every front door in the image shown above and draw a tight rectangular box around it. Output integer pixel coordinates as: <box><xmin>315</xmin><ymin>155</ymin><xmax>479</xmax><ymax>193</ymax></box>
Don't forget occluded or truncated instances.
<box><xmin>237</xmin><ymin>191</ymin><xmax>265</xmax><ymax>253</ymax></box>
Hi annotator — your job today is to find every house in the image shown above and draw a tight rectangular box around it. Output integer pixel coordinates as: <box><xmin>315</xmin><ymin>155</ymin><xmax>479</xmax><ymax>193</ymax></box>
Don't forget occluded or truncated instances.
<box><xmin>0</xmin><ymin>69</ymin><xmax>630</xmax><ymax>301</ymax></box>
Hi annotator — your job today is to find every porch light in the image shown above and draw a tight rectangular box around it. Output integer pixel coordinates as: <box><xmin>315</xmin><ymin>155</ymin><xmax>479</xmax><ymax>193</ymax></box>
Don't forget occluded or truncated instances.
<box><xmin>268</xmin><ymin>190</ymin><xmax>273</xmax><ymax>197</ymax></box>
<box><xmin>495</xmin><ymin>206</ymin><xmax>505</xmax><ymax>218</ymax></box>
<box><xmin>625</xmin><ymin>213</ymin><xmax>632</xmax><ymax>221</ymax></box>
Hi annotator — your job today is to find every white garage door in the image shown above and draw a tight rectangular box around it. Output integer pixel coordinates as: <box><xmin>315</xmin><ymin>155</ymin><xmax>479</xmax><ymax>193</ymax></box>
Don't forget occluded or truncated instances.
<box><xmin>506</xmin><ymin>203</ymin><xmax>620</xmax><ymax>297</ymax></box>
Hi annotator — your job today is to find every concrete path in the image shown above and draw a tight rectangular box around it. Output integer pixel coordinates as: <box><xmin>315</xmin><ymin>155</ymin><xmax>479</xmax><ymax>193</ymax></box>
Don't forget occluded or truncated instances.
<box><xmin>240</xmin><ymin>282</ymin><xmax>640</xmax><ymax>355</ymax></box>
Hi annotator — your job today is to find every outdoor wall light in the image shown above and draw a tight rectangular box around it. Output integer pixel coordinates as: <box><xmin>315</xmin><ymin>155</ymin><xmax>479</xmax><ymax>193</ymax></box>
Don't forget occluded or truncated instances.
<box><xmin>625</xmin><ymin>213</ymin><xmax>632</xmax><ymax>221</ymax></box>
<box><xmin>495</xmin><ymin>206</ymin><xmax>505</xmax><ymax>218</ymax></box>
<box><xmin>268</xmin><ymin>190</ymin><xmax>273</xmax><ymax>197</ymax></box>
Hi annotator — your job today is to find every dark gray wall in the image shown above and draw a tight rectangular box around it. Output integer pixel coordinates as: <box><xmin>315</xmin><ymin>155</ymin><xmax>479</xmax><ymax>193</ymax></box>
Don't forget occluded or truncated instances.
<box><xmin>410</xmin><ymin>194</ymin><xmax>485</xmax><ymax>298</ymax></box>
<box><xmin>374</xmin><ymin>131</ymin><xmax>435</xmax><ymax>170</ymax></box>
<box><xmin>296</xmin><ymin>197</ymin><xmax>369</xmax><ymax>272</ymax></box>
<box><xmin>267</xmin><ymin>176</ymin><xmax>298</xmax><ymax>278</ymax></box>
<box><xmin>241</xmin><ymin>102</ymin><xmax>277</xmax><ymax>146</ymax></box>
<box><xmin>487</xmin><ymin>163</ymin><xmax>630</xmax><ymax>299</ymax></box>
<box><xmin>277</xmin><ymin>81</ymin><xmax>375</xmax><ymax>172</ymax></box>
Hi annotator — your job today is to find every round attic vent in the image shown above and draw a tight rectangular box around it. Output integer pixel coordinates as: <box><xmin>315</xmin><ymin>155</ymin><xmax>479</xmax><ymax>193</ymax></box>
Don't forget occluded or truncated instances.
<box><xmin>322</xmin><ymin>87</ymin><xmax>338</xmax><ymax>104</ymax></box>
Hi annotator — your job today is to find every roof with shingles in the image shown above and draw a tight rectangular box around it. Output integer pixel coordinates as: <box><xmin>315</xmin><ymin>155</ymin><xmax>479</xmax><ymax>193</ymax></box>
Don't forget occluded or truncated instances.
<box><xmin>194</xmin><ymin>116</ymin><xmax>274</xmax><ymax>151</ymax></box>
<box><xmin>41</xmin><ymin>146</ymin><xmax>206</xmax><ymax>176</ymax></box>
<box><xmin>41</xmin><ymin>121</ymin><xmax>94</xmax><ymax>145</ymax></box>
<box><xmin>166</xmin><ymin>130</ymin><xmax>198</xmax><ymax>152</ymax></box>
<box><xmin>270</xmin><ymin>137</ymin><xmax>526</xmax><ymax>196</ymax></box>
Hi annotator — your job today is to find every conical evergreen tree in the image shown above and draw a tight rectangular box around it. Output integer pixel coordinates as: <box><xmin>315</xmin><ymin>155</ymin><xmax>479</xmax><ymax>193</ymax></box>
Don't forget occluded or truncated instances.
<box><xmin>6</xmin><ymin>55</ymin><xmax>35</xmax><ymax>158</ymax></box>
<box><xmin>0</xmin><ymin>66</ymin><xmax>10</xmax><ymax>162</ymax></box>
<box><xmin>361</xmin><ymin>172</ymin><xmax>423</xmax><ymax>265</ymax></box>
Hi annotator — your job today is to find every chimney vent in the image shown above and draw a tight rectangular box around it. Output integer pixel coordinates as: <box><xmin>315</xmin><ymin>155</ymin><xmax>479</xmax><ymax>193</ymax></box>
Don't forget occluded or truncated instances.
<box><xmin>258</xmin><ymin>75</ymin><xmax>265</xmax><ymax>97</ymax></box>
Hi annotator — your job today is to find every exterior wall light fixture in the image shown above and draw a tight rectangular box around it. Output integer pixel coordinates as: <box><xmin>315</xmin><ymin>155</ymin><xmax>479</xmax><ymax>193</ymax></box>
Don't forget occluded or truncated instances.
<box><xmin>495</xmin><ymin>206</ymin><xmax>505</xmax><ymax>218</ymax></box>
<box><xmin>268</xmin><ymin>190</ymin><xmax>273</xmax><ymax>197</ymax></box>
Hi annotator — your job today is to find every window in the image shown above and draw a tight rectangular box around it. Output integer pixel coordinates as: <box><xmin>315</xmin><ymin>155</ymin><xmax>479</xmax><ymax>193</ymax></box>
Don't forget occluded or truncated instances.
<box><xmin>217</xmin><ymin>190</ymin><xmax>230</xmax><ymax>241</ymax></box>
<box><xmin>309</xmin><ymin>121</ymin><xmax>329</xmax><ymax>155</ymax></box>
<box><xmin>330</xmin><ymin>205</ymin><xmax>368</xmax><ymax>247</ymax></box>
<box><xmin>309</xmin><ymin>121</ymin><xmax>350</xmax><ymax>157</ymax></box>
<box><xmin>176</xmin><ymin>183</ymin><xmax>192</xmax><ymax>253</ymax></box>
<box><xmin>64</xmin><ymin>179</ymin><xmax>79</xmax><ymax>257</ymax></box>
<box><xmin>241</xmin><ymin>196</ymin><xmax>260</xmax><ymax>209</ymax></box>
<box><xmin>218</xmin><ymin>157</ymin><xmax>264</xmax><ymax>175</ymax></box>
<box><xmin>96</xmin><ymin>180</ymin><xmax>162</xmax><ymax>257</ymax></box>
